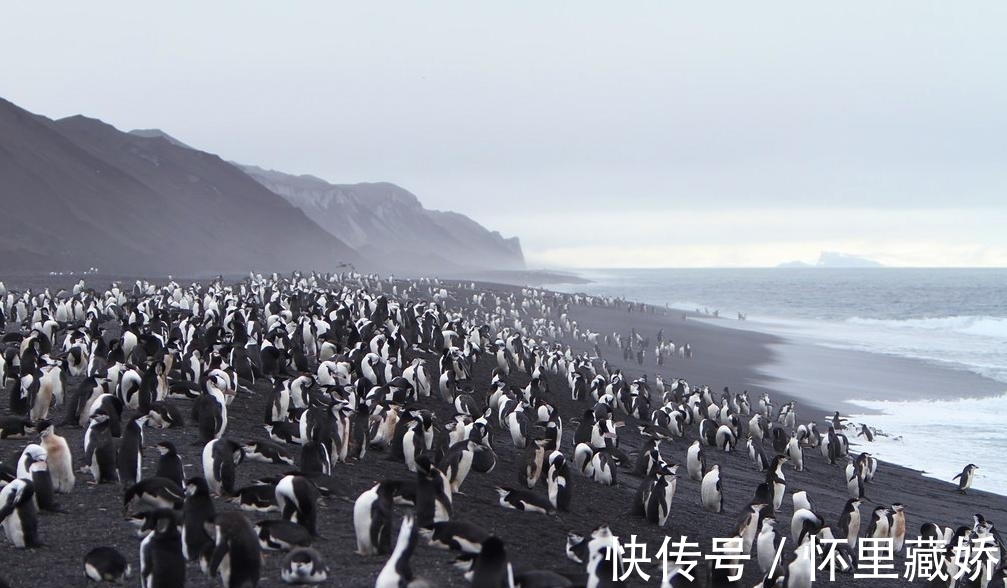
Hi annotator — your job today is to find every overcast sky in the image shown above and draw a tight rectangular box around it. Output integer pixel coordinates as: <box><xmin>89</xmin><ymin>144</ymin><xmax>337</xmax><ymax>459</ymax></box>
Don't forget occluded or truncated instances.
<box><xmin>5</xmin><ymin>2</ymin><xmax>1006</xmax><ymax>267</ymax></box>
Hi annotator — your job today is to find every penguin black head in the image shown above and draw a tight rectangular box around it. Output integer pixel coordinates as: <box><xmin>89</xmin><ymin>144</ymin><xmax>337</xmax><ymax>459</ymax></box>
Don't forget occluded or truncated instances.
<box><xmin>157</xmin><ymin>441</ymin><xmax>178</xmax><ymax>456</ymax></box>
<box><xmin>185</xmin><ymin>477</ymin><xmax>211</xmax><ymax>497</ymax></box>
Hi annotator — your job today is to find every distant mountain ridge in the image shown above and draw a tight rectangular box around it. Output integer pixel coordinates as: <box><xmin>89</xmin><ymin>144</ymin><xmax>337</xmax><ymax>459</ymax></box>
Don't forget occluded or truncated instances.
<box><xmin>0</xmin><ymin>97</ymin><xmax>524</xmax><ymax>275</ymax></box>
<box><xmin>0</xmin><ymin>98</ymin><xmax>360</xmax><ymax>275</ymax></box>
<box><xmin>240</xmin><ymin>165</ymin><xmax>524</xmax><ymax>273</ymax></box>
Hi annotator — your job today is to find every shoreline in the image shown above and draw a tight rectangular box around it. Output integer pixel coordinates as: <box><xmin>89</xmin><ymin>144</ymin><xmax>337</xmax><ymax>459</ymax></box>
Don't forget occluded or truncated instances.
<box><xmin>1</xmin><ymin>275</ymin><xmax>1004</xmax><ymax>587</ymax></box>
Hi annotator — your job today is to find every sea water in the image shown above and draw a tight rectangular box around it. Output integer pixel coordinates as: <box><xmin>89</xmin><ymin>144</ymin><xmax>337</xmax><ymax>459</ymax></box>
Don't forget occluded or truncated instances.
<box><xmin>546</xmin><ymin>268</ymin><xmax>1007</xmax><ymax>495</ymax></box>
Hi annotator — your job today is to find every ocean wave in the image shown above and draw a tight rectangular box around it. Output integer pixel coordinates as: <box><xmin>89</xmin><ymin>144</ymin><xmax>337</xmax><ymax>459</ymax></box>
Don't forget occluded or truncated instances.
<box><xmin>846</xmin><ymin>315</ymin><xmax>1007</xmax><ymax>339</ymax></box>
<box><xmin>847</xmin><ymin>394</ymin><xmax>1007</xmax><ymax>496</ymax></box>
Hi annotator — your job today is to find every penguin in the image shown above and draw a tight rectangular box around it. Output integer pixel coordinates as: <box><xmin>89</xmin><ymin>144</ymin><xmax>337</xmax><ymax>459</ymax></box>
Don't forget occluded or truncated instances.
<box><xmin>0</xmin><ymin>416</ymin><xmax>32</xmax><ymax>439</ymax></box>
<box><xmin>299</xmin><ymin>440</ymin><xmax>331</xmax><ymax>476</ymax></box>
<box><xmin>633</xmin><ymin>438</ymin><xmax>665</xmax><ymax>478</ymax></box>
<box><xmin>589</xmin><ymin>450</ymin><xmax>617</xmax><ymax>486</ymax></box>
<box><xmin>440</xmin><ymin>439</ymin><xmax>476</xmax><ymax>494</ymax></box>
<box><xmin>519</xmin><ymin>438</ymin><xmax>551</xmax><ymax>489</ymax></box>
<box><xmin>84</xmin><ymin>411</ymin><xmax>119</xmax><ymax>484</ymax></box>
<box><xmin>420</xmin><ymin>520</ymin><xmax>491</xmax><ymax>553</ymax></box>
<box><xmin>17</xmin><ymin>444</ymin><xmax>58</xmax><ymax>512</ymax></box>
<box><xmin>281</xmin><ymin>547</ymin><xmax>329</xmax><ymax>585</ymax></box>
<box><xmin>148</xmin><ymin>401</ymin><xmax>185</xmax><ymax>429</ymax></box>
<box><xmin>84</xmin><ymin>546</ymin><xmax>132</xmax><ymax>582</ymax></box>
<box><xmin>953</xmin><ymin>463</ymin><xmax>978</xmax><ymax>494</ymax></box>
<box><xmin>889</xmin><ymin>503</ymin><xmax>906</xmax><ymax>553</ymax></box>
<box><xmin>766</xmin><ymin>455</ymin><xmax>788</xmax><ymax>512</ymax></box>
<box><xmin>353</xmin><ymin>481</ymin><xmax>394</xmax><ymax>555</ymax></box>
<box><xmin>496</xmin><ymin>486</ymin><xmax>553</xmax><ymax>514</ymax></box>
<box><xmin>845</xmin><ymin>458</ymin><xmax>864</xmax><ymax>500</ymax></box>
<box><xmin>756</xmin><ymin>517</ymin><xmax>780</xmax><ymax>574</ymax></box>
<box><xmin>865</xmin><ymin>505</ymin><xmax>890</xmax><ymax>539</ymax></box>
<box><xmin>785</xmin><ymin>436</ymin><xmax>803</xmax><ymax>471</ymax></box>
<box><xmin>124</xmin><ymin>477</ymin><xmax>185</xmax><ymax>513</ymax></box>
<box><xmin>644</xmin><ymin>466</ymin><xmax>678</xmax><ymax>527</ymax></box>
<box><xmin>572</xmin><ymin>443</ymin><xmax>595</xmax><ymax>478</ymax></box>
<box><xmin>154</xmin><ymin>442</ymin><xmax>184</xmax><ymax>489</ymax></box>
<box><xmin>276</xmin><ymin>474</ymin><xmax>321</xmax><ymax>536</ymax></box>
<box><xmin>790</xmin><ymin>508</ymin><xmax>823</xmax><ymax>544</ymax></box>
<box><xmin>786</xmin><ymin>537</ymin><xmax>815</xmax><ymax>588</ymax></box>
<box><xmin>139</xmin><ymin>509</ymin><xmax>185</xmax><ymax>588</ymax></box>
<box><xmin>242</xmin><ymin>440</ymin><xmax>295</xmax><ymax>466</ymax></box>
<box><xmin>191</xmin><ymin>379</ymin><xmax>228</xmax><ymax>443</ymax></box>
<box><xmin>375</xmin><ymin>516</ymin><xmax>431</xmax><ymax>588</ymax></box>
<box><xmin>0</xmin><ymin>478</ymin><xmax>39</xmax><ymax>548</ymax></box>
<box><xmin>506</xmin><ymin>405</ymin><xmax>530</xmax><ymax>449</ymax></box>
<box><xmin>202</xmin><ymin>438</ymin><xmax>244</xmax><ymax>496</ymax></box>
<box><xmin>415</xmin><ymin>456</ymin><xmax>453</xmax><ymax>528</ymax></box>
<box><xmin>254</xmin><ymin>519</ymin><xmax>313</xmax><ymax>551</ymax></box>
<box><xmin>747</xmin><ymin>436</ymin><xmax>770</xmax><ymax>472</ymax></box>
<box><xmin>118</xmin><ymin>414</ymin><xmax>149</xmax><ymax>487</ymax></box>
<box><xmin>736</xmin><ymin>503</ymin><xmax>766</xmax><ymax>554</ymax></box>
<box><xmin>231</xmin><ymin>484</ymin><xmax>279</xmax><ymax>512</ymax></box>
<box><xmin>469</xmin><ymin>536</ymin><xmax>511</xmax><ymax>588</ymax></box>
<box><xmin>545</xmin><ymin>450</ymin><xmax>572</xmax><ymax>513</ymax></box>
<box><xmin>182</xmin><ymin>477</ymin><xmax>216</xmax><ymax>562</ymax></box>
<box><xmin>37</xmin><ymin>420</ymin><xmax>75</xmax><ymax>493</ymax></box>
<box><xmin>715</xmin><ymin>424</ymin><xmax>737</xmax><ymax>452</ymax></box>
<box><xmin>207</xmin><ymin>512</ymin><xmax>262</xmax><ymax>588</ymax></box>
<box><xmin>686</xmin><ymin>440</ymin><xmax>705</xmax><ymax>482</ymax></box>
<box><xmin>701</xmin><ymin>464</ymin><xmax>723</xmax><ymax>513</ymax></box>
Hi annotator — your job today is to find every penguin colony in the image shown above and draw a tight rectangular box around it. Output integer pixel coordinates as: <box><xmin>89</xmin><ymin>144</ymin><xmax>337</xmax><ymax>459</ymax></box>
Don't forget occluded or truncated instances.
<box><xmin>0</xmin><ymin>275</ymin><xmax>1002</xmax><ymax>587</ymax></box>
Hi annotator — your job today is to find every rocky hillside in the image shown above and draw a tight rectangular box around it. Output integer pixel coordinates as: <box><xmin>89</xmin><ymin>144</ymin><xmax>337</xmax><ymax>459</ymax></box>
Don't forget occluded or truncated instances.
<box><xmin>241</xmin><ymin>165</ymin><xmax>525</xmax><ymax>274</ymax></box>
<box><xmin>0</xmin><ymin>98</ymin><xmax>361</xmax><ymax>275</ymax></box>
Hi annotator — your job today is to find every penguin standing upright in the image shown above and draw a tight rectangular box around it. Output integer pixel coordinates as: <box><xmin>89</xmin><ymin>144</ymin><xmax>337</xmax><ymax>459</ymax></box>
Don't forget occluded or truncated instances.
<box><xmin>192</xmin><ymin>378</ymin><xmax>228</xmax><ymax>443</ymax></box>
<box><xmin>470</xmin><ymin>536</ymin><xmax>511</xmax><ymax>588</ymax></box>
<box><xmin>756</xmin><ymin>517</ymin><xmax>780</xmax><ymax>574</ymax></box>
<box><xmin>375</xmin><ymin>516</ymin><xmax>429</xmax><ymax>588</ymax></box>
<box><xmin>865</xmin><ymin>506</ymin><xmax>890</xmax><ymax>539</ymax></box>
<box><xmin>84</xmin><ymin>411</ymin><xmax>118</xmax><ymax>484</ymax></box>
<box><xmin>644</xmin><ymin>466</ymin><xmax>678</xmax><ymax>527</ymax></box>
<box><xmin>736</xmin><ymin>503</ymin><xmax>766</xmax><ymax>554</ymax></box>
<box><xmin>686</xmin><ymin>440</ymin><xmax>705</xmax><ymax>482</ymax></box>
<box><xmin>17</xmin><ymin>444</ymin><xmax>58</xmax><ymax>512</ymax></box>
<box><xmin>545</xmin><ymin>450</ymin><xmax>572</xmax><ymax>512</ymax></box>
<box><xmin>838</xmin><ymin>498</ymin><xmax>862</xmax><ymax>550</ymax></box>
<box><xmin>889</xmin><ymin>503</ymin><xmax>907</xmax><ymax>553</ymax></box>
<box><xmin>208</xmin><ymin>512</ymin><xmax>262</xmax><ymax>588</ymax></box>
<box><xmin>953</xmin><ymin>464</ymin><xmax>978</xmax><ymax>494</ymax></box>
<box><xmin>0</xmin><ymin>478</ymin><xmax>39</xmax><ymax>548</ymax></box>
<box><xmin>353</xmin><ymin>481</ymin><xmax>394</xmax><ymax>555</ymax></box>
<box><xmin>182</xmin><ymin>477</ymin><xmax>216</xmax><ymax>562</ymax></box>
<box><xmin>202</xmin><ymin>438</ymin><xmax>244</xmax><ymax>496</ymax></box>
<box><xmin>766</xmin><ymin>455</ymin><xmax>788</xmax><ymax>512</ymax></box>
<box><xmin>415</xmin><ymin>456</ymin><xmax>452</xmax><ymax>528</ymax></box>
<box><xmin>139</xmin><ymin>509</ymin><xmax>185</xmax><ymax>588</ymax></box>
<box><xmin>440</xmin><ymin>439</ymin><xmax>476</xmax><ymax>494</ymax></box>
<box><xmin>701</xmin><ymin>464</ymin><xmax>723</xmax><ymax>513</ymax></box>
<box><xmin>118</xmin><ymin>415</ymin><xmax>148</xmax><ymax>487</ymax></box>
<box><xmin>155</xmin><ymin>442</ymin><xmax>184</xmax><ymax>489</ymax></box>
<box><xmin>38</xmin><ymin>421</ymin><xmax>74</xmax><ymax>493</ymax></box>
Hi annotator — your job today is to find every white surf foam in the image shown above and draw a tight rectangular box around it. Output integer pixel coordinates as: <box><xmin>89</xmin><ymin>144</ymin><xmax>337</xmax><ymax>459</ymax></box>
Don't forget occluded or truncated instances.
<box><xmin>847</xmin><ymin>394</ymin><xmax>1007</xmax><ymax>497</ymax></box>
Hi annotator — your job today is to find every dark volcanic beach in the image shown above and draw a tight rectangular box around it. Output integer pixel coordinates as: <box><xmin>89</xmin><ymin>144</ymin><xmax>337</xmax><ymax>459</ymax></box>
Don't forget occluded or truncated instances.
<box><xmin>0</xmin><ymin>275</ymin><xmax>1004</xmax><ymax>588</ymax></box>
